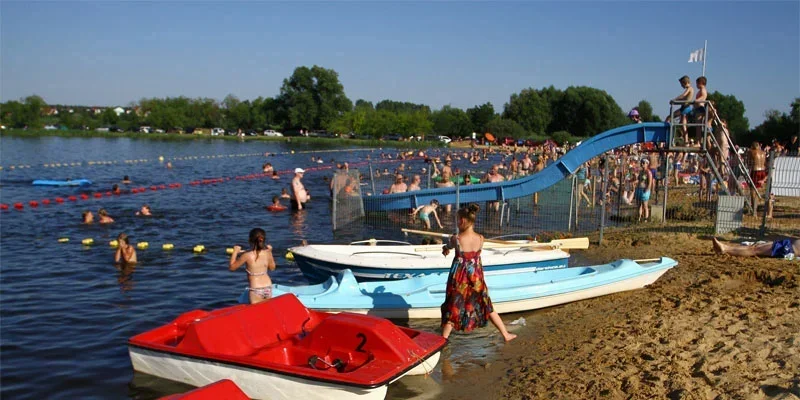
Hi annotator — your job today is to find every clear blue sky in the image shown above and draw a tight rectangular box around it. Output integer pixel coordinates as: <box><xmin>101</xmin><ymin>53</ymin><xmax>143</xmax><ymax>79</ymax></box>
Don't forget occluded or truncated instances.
<box><xmin>2</xmin><ymin>1</ymin><xmax>798</xmax><ymax>126</ymax></box>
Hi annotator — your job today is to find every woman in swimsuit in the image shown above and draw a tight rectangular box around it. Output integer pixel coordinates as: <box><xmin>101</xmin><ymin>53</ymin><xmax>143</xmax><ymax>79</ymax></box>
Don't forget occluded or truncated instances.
<box><xmin>229</xmin><ymin>228</ymin><xmax>276</xmax><ymax>304</ymax></box>
<box><xmin>114</xmin><ymin>233</ymin><xmax>137</xmax><ymax>265</ymax></box>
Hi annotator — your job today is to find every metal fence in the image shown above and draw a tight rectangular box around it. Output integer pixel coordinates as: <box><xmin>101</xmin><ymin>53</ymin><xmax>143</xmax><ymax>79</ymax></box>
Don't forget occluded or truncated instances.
<box><xmin>330</xmin><ymin>149</ymin><xmax>799</xmax><ymax>243</ymax></box>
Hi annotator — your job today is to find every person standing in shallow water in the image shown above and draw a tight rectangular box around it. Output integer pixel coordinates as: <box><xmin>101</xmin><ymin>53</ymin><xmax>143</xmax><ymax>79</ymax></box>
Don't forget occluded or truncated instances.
<box><xmin>229</xmin><ymin>228</ymin><xmax>276</xmax><ymax>304</ymax></box>
<box><xmin>440</xmin><ymin>204</ymin><xmax>516</xmax><ymax>342</ymax></box>
<box><xmin>114</xmin><ymin>233</ymin><xmax>137</xmax><ymax>265</ymax></box>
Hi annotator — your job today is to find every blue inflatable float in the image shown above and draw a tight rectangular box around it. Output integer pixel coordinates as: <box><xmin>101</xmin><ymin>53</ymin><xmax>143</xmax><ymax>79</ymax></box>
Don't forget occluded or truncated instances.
<box><xmin>32</xmin><ymin>179</ymin><xmax>93</xmax><ymax>186</ymax></box>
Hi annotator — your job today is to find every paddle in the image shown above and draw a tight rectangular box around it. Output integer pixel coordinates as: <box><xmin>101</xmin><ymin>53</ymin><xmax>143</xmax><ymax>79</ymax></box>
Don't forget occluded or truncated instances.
<box><xmin>402</xmin><ymin>228</ymin><xmax>590</xmax><ymax>250</ymax></box>
<box><xmin>484</xmin><ymin>237</ymin><xmax>590</xmax><ymax>250</ymax></box>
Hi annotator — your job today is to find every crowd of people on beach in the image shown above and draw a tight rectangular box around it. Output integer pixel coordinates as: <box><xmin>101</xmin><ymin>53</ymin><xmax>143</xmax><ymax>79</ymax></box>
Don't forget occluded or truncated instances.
<box><xmin>83</xmin><ymin>78</ymin><xmax>797</xmax><ymax>344</ymax></box>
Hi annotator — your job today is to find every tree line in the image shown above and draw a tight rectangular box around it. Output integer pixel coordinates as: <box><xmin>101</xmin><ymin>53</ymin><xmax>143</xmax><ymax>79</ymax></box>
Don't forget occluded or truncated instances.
<box><xmin>1</xmin><ymin>65</ymin><xmax>796</xmax><ymax>145</ymax></box>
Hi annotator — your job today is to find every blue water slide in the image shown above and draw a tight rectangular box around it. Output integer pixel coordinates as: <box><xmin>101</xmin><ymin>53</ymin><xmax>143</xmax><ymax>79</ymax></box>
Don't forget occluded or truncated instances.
<box><xmin>364</xmin><ymin>122</ymin><xmax>668</xmax><ymax>212</ymax></box>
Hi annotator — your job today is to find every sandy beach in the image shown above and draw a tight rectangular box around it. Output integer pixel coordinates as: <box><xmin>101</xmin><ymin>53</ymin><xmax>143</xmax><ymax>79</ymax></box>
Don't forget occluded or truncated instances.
<box><xmin>437</xmin><ymin>230</ymin><xmax>799</xmax><ymax>399</ymax></box>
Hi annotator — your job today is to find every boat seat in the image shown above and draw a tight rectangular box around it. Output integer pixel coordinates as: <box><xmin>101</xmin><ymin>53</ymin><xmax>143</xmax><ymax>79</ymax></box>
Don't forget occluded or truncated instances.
<box><xmin>178</xmin><ymin>312</ymin><xmax>258</xmax><ymax>356</ymax></box>
<box><xmin>176</xmin><ymin>295</ymin><xmax>315</xmax><ymax>357</ymax></box>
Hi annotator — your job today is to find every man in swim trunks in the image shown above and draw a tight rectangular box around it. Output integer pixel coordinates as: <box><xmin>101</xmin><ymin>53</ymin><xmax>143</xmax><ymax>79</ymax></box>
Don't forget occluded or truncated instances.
<box><xmin>746</xmin><ymin>142</ymin><xmax>767</xmax><ymax>214</ymax></box>
<box><xmin>712</xmin><ymin>237</ymin><xmax>799</xmax><ymax>258</ymax></box>
<box><xmin>291</xmin><ymin>168</ymin><xmax>309</xmax><ymax>210</ymax></box>
<box><xmin>692</xmin><ymin>76</ymin><xmax>709</xmax><ymax>141</ymax></box>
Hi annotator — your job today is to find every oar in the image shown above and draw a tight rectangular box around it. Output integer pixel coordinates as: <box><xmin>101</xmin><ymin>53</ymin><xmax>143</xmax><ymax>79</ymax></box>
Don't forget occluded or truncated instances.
<box><xmin>402</xmin><ymin>228</ymin><xmax>451</xmax><ymax>238</ymax></box>
<box><xmin>484</xmin><ymin>237</ymin><xmax>590</xmax><ymax>250</ymax></box>
<box><xmin>402</xmin><ymin>228</ymin><xmax>590</xmax><ymax>250</ymax></box>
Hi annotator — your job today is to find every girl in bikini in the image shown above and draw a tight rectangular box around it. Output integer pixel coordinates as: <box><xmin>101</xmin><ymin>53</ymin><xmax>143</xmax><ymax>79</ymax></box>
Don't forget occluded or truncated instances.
<box><xmin>229</xmin><ymin>228</ymin><xmax>276</xmax><ymax>304</ymax></box>
<box><xmin>114</xmin><ymin>233</ymin><xmax>138</xmax><ymax>265</ymax></box>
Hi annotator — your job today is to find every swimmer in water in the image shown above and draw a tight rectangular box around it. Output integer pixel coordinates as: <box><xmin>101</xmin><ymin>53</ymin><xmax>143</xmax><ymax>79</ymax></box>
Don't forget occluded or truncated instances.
<box><xmin>136</xmin><ymin>205</ymin><xmax>152</xmax><ymax>216</ymax></box>
<box><xmin>98</xmin><ymin>208</ymin><xmax>114</xmax><ymax>224</ymax></box>
<box><xmin>115</xmin><ymin>233</ymin><xmax>138</xmax><ymax>265</ymax></box>
<box><xmin>82</xmin><ymin>210</ymin><xmax>94</xmax><ymax>224</ymax></box>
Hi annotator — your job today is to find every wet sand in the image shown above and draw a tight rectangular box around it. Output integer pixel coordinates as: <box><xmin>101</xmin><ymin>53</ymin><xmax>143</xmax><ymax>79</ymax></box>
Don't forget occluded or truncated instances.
<box><xmin>437</xmin><ymin>231</ymin><xmax>800</xmax><ymax>399</ymax></box>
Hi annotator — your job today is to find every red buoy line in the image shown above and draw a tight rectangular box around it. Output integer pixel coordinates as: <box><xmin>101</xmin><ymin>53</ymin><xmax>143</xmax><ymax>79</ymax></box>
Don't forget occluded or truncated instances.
<box><xmin>0</xmin><ymin>157</ymin><xmax>418</xmax><ymax>213</ymax></box>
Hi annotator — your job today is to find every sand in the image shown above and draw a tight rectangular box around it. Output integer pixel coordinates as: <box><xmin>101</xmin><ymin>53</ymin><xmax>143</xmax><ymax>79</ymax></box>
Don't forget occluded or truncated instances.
<box><xmin>437</xmin><ymin>231</ymin><xmax>800</xmax><ymax>400</ymax></box>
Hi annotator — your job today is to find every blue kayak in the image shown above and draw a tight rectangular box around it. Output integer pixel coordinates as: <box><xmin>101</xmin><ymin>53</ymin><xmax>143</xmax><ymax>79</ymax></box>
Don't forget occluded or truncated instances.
<box><xmin>239</xmin><ymin>257</ymin><xmax>677</xmax><ymax>318</ymax></box>
<box><xmin>32</xmin><ymin>179</ymin><xmax>93</xmax><ymax>186</ymax></box>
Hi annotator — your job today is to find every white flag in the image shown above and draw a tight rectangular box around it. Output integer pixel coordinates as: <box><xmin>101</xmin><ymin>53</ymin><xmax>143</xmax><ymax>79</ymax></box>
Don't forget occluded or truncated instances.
<box><xmin>688</xmin><ymin>48</ymin><xmax>705</xmax><ymax>63</ymax></box>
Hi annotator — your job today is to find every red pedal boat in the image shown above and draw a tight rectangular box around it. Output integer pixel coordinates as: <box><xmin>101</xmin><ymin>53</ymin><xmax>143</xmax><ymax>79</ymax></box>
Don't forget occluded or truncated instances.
<box><xmin>129</xmin><ymin>294</ymin><xmax>445</xmax><ymax>400</ymax></box>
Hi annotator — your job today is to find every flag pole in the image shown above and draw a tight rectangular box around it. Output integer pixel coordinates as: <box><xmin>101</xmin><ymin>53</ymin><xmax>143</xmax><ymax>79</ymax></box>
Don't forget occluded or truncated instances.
<box><xmin>702</xmin><ymin>40</ymin><xmax>707</xmax><ymax>76</ymax></box>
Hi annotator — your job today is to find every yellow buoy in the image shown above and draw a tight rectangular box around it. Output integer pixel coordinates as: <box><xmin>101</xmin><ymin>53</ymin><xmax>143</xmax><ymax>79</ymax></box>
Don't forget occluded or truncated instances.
<box><xmin>193</xmin><ymin>245</ymin><xmax>206</xmax><ymax>253</ymax></box>
<box><xmin>226</xmin><ymin>248</ymin><xmax>235</xmax><ymax>255</ymax></box>
<box><xmin>82</xmin><ymin>238</ymin><xmax>94</xmax><ymax>245</ymax></box>
<box><xmin>291</xmin><ymin>150</ymin><xmax>295</xmax><ymax>154</ymax></box>
<box><xmin>158</xmin><ymin>156</ymin><xmax>164</xmax><ymax>162</ymax></box>
<box><xmin>137</xmin><ymin>242</ymin><xmax>149</xmax><ymax>249</ymax></box>
<box><xmin>109</xmin><ymin>239</ymin><xmax>119</xmax><ymax>248</ymax></box>
<box><xmin>58</xmin><ymin>237</ymin><xmax>69</xmax><ymax>243</ymax></box>
<box><xmin>285</xmin><ymin>251</ymin><xmax>294</xmax><ymax>261</ymax></box>
<box><xmin>162</xmin><ymin>243</ymin><xmax>174</xmax><ymax>250</ymax></box>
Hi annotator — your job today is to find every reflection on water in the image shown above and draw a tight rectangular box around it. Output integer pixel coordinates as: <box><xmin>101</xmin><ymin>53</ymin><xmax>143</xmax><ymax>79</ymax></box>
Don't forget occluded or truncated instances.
<box><xmin>116</xmin><ymin>264</ymin><xmax>137</xmax><ymax>293</ymax></box>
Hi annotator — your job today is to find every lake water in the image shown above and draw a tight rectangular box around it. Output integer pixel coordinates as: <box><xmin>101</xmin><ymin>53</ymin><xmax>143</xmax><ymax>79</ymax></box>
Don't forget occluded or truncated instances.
<box><xmin>3</xmin><ymin>136</ymin><xmax>576</xmax><ymax>399</ymax></box>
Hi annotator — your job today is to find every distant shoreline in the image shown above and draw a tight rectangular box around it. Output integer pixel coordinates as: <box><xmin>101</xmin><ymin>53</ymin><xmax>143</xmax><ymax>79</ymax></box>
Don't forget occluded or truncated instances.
<box><xmin>0</xmin><ymin>129</ymin><xmax>446</xmax><ymax>149</ymax></box>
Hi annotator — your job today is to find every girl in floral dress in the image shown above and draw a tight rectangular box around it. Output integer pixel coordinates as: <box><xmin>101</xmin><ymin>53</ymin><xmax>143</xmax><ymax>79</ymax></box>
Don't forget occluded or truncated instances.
<box><xmin>440</xmin><ymin>204</ymin><xmax>516</xmax><ymax>342</ymax></box>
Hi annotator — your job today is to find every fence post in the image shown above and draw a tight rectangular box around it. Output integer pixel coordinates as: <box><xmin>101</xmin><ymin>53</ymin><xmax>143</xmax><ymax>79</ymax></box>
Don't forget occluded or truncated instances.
<box><xmin>662</xmin><ymin>150</ymin><xmax>670</xmax><ymax>225</ymax></box>
<box><xmin>368</xmin><ymin>162</ymin><xmax>376</xmax><ymax>196</ymax></box>
<box><xmin>427</xmin><ymin>165</ymin><xmax>432</xmax><ymax>189</ymax></box>
<box><xmin>331</xmin><ymin>171</ymin><xmax>337</xmax><ymax>231</ymax></box>
<box><xmin>568</xmin><ymin>176</ymin><xmax>575</xmax><ymax>232</ymax></box>
<box><xmin>599</xmin><ymin>156</ymin><xmax>608</xmax><ymax>245</ymax></box>
<box><xmin>759</xmin><ymin>150</ymin><xmax>776</xmax><ymax>237</ymax></box>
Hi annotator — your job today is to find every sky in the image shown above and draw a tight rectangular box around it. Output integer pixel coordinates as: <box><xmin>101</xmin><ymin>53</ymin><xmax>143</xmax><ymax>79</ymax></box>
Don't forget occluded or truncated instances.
<box><xmin>1</xmin><ymin>1</ymin><xmax>798</xmax><ymax>127</ymax></box>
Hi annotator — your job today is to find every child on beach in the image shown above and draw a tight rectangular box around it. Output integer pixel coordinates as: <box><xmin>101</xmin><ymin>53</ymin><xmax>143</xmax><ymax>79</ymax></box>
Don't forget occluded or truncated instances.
<box><xmin>114</xmin><ymin>233</ymin><xmax>137</xmax><ymax>265</ymax></box>
<box><xmin>440</xmin><ymin>204</ymin><xmax>516</xmax><ymax>342</ymax></box>
<box><xmin>229</xmin><ymin>228</ymin><xmax>276</xmax><ymax>304</ymax></box>
<box><xmin>411</xmin><ymin>200</ymin><xmax>444</xmax><ymax>230</ymax></box>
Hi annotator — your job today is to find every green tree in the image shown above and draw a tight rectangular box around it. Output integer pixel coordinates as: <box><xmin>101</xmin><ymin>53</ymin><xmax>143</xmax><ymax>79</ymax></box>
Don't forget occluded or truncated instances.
<box><xmin>466</xmin><ymin>102</ymin><xmax>495</xmax><ymax>133</ymax></box>
<box><xmin>20</xmin><ymin>95</ymin><xmax>47</xmax><ymax>128</ymax></box>
<box><xmin>355</xmin><ymin>99</ymin><xmax>374</xmax><ymax>111</ymax></box>
<box><xmin>635</xmin><ymin>100</ymin><xmax>661</xmax><ymax>122</ymax></box>
<box><xmin>550</xmin><ymin>87</ymin><xmax>625</xmax><ymax>137</ymax></box>
<box><xmin>431</xmin><ymin>105</ymin><xmax>472</xmax><ymax>138</ymax></box>
<box><xmin>503</xmin><ymin>89</ymin><xmax>551</xmax><ymax>134</ymax></box>
<box><xmin>375</xmin><ymin>100</ymin><xmax>430</xmax><ymax>114</ymax></box>
<box><xmin>1</xmin><ymin>101</ymin><xmax>25</xmax><ymax>128</ymax></box>
<box><xmin>749</xmin><ymin>98</ymin><xmax>799</xmax><ymax>147</ymax></box>
<box><xmin>551</xmin><ymin>131</ymin><xmax>573</xmax><ymax>145</ymax></box>
<box><xmin>277</xmin><ymin>65</ymin><xmax>352</xmax><ymax>130</ymax></box>
<box><xmin>100</xmin><ymin>108</ymin><xmax>119</xmax><ymax>126</ymax></box>
<box><xmin>707</xmin><ymin>91</ymin><xmax>749</xmax><ymax>142</ymax></box>
<box><xmin>486</xmin><ymin>118</ymin><xmax>527</xmax><ymax>139</ymax></box>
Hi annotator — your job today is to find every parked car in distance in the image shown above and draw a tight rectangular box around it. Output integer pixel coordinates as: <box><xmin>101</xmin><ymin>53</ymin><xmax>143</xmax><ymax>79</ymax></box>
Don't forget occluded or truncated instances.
<box><xmin>211</xmin><ymin>128</ymin><xmax>225</xmax><ymax>136</ymax></box>
<box><xmin>44</xmin><ymin>125</ymin><xmax>58</xmax><ymax>130</ymax></box>
<box><xmin>502</xmin><ymin>136</ymin><xmax>516</xmax><ymax>146</ymax></box>
<box><xmin>437</xmin><ymin>135</ymin><xmax>452</xmax><ymax>144</ymax></box>
<box><xmin>263</xmin><ymin>129</ymin><xmax>283</xmax><ymax>137</ymax></box>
